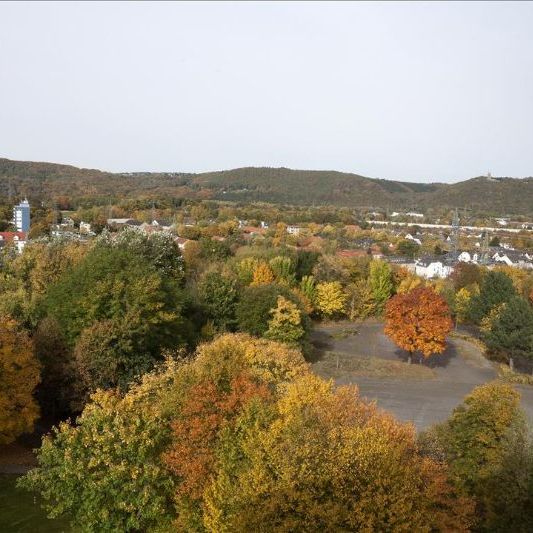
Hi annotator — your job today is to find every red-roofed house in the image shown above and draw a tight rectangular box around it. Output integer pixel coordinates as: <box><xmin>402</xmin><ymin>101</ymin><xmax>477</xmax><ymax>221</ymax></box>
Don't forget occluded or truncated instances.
<box><xmin>0</xmin><ymin>231</ymin><xmax>27</xmax><ymax>253</ymax></box>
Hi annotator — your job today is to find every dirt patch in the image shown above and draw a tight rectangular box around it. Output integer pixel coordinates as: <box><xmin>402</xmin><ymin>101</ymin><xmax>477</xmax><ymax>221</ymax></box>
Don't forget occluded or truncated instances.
<box><xmin>313</xmin><ymin>351</ymin><xmax>435</xmax><ymax>381</ymax></box>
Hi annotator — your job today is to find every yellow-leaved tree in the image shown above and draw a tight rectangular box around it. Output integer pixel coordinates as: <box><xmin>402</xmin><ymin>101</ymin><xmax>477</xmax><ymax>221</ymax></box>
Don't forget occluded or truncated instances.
<box><xmin>455</xmin><ymin>287</ymin><xmax>473</xmax><ymax>324</ymax></box>
<box><xmin>251</xmin><ymin>262</ymin><xmax>275</xmax><ymax>286</ymax></box>
<box><xmin>265</xmin><ymin>296</ymin><xmax>305</xmax><ymax>344</ymax></box>
<box><xmin>0</xmin><ymin>318</ymin><xmax>40</xmax><ymax>444</ymax></box>
<box><xmin>204</xmin><ymin>373</ymin><xmax>474</xmax><ymax>532</ymax></box>
<box><xmin>315</xmin><ymin>281</ymin><xmax>346</xmax><ymax>318</ymax></box>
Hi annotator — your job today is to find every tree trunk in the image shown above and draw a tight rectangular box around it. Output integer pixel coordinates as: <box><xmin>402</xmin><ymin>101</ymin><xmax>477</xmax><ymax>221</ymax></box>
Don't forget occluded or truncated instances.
<box><xmin>407</xmin><ymin>353</ymin><xmax>412</xmax><ymax>365</ymax></box>
<box><xmin>509</xmin><ymin>357</ymin><xmax>514</xmax><ymax>372</ymax></box>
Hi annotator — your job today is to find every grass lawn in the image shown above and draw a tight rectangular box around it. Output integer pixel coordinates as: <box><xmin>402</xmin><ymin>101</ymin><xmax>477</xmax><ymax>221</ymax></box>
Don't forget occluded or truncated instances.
<box><xmin>312</xmin><ymin>351</ymin><xmax>436</xmax><ymax>381</ymax></box>
<box><xmin>0</xmin><ymin>475</ymin><xmax>71</xmax><ymax>533</ymax></box>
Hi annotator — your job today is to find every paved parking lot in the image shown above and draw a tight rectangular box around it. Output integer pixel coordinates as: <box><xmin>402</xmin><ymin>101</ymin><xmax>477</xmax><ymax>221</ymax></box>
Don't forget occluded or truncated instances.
<box><xmin>311</xmin><ymin>321</ymin><xmax>533</xmax><ymax>430</ymax></box>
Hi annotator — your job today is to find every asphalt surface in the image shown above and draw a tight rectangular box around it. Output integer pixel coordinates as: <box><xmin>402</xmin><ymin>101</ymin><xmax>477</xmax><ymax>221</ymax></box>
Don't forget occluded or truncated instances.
<box><xmin>312</xmin><ymin>321</ymin><xmax>533</xmax><ymax>431</ymax></box>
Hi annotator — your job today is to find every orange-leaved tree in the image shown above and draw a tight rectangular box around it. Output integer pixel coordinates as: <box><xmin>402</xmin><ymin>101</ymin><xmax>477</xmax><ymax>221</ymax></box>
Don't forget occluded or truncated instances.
<box><xmin>385</xmin><ymin>287</ymin><xmax>453</xmax><ymax>364</ymax></box>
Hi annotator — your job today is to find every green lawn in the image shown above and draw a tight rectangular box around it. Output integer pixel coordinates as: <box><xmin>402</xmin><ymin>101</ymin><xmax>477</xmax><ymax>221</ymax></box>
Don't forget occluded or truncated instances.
<box><xmin>0</xmin><ymin>475</ymin><xmax>71</xmax><ymax>533</ymax></box>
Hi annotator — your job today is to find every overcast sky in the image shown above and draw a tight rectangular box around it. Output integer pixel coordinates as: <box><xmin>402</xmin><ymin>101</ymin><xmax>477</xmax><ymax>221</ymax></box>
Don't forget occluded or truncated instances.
<box><xmin>1</xmin><ymin>2</ymin><xmax>532</xmax><ymax>182</ymax></box>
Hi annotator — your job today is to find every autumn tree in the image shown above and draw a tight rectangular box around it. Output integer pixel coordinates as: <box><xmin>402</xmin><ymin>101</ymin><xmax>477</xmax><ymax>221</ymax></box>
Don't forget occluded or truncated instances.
<box><xmin>250</xmin><ymin>261</ymin><xmax>275</xmax><ymax>286</ymax></box>
<box><xmin>20</xmin><ymin>334</ymin><xmax>309</xmax><ymax>532</ymax></box>
<box><xmin>204</xmin><ymin>374</ymin><xmax>473</xmax><ymax>532</ymax></box>
<box><xmin>385</xmin><ymin>287</ymin><xmax>453</xmax><ymax>364</ymax></box>
<box><xmin>451</xmin><ymin>262</ymin><xmax>483</xmax><ymax>291</ymax></box>
<box><xmin>420</xmin><ymin>382</ymin><xmax>527</xmax><ymax>529</ymax></box>
<box><xmin>315</xmin><ymin>281</ymin><xmax>346</xmax><ymax>319</ymax></box>
<box><xmin>0</xmin><ymin>318</ymin><xmax>40</xmax><ymax>444</ymax></box>
<box><xmin>164</xmin><ymin>373</ymin><xmax>271</xmax><ymax>529</ymax></box>
<box><xmin>265</xmin><ymin>296</ymin><xmax>306</xmax><ymax>344</ymax></box>
<box><xmin>454</xmin><ymin>287</ymin><xmax>473</xmax><ymax>325</ymax></box>
<box><xmin>369</xmin><ymin>259</ymin><xmax>393</xmax><ymax>314</ymax></box>
<box><xmin>19</xmin><ymin>363</ymin><xmax>185</xmax><ymax>533</ymax></box>
<box><xmin>345</xmin><ymin>279</ymin><xmax>375</xmax><ymax>319</ymax></box>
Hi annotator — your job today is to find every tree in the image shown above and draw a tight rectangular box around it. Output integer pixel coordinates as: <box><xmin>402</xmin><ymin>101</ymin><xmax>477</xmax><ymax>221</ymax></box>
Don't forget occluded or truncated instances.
<box><xmin>345</xmin><ymin>279</ymin><xmax>375</xmax><ymax>319</ymax></box>
<box><xmin>369</xmin><ymin>259</ymin><xmax>393</xmax><ymax>315</ymax></box>
<box><xmin>484</xmin><ymin>296</ymin><xmax>533</xmax><ymax>369</ymax></box>
<box><xmin>19</xmin><ymin>364</ymin><xmax>183</xmax><ymax>533</ymax></box>
<box><xmin>315</xmin><ymin>281</ymin><xmax>346</xmax><ymax>319</ymax></box>
<box><xmin>164</xmin><ymin>373</ymin><xmax>271</xmax><ymax>530</ymax></box>
<box><xmin>385</xmin><ymin>287</ymin><xmax>453</xmax><ymax>363</ymax></box>
<box><xmin>265</xmin><ymin>296</ymin><xmax>305</xmax><ymax>344</ymax></box>
<box><xmin>236</xmin><ymin>284</ymin><xmax>307</xmax><ymax>337</ymax></box>
<box><xmin>43</xmin><ymin>245</ymin><xmax>192</xmax><ymax>348</ymax></box>
<box><xmin>299</xmin><ymin>275</ymin><xmax>317</xmax><ymax>302</ymax></box>
<box><xmin>454</xmin><ymin>287</ymin><xmax>473</xmax><ymax>325</ymax></box>
<box><xmin>19</xmin><ymin>334</ymin><xmax>309</xmax><ymax>532</ymax></box>
<box><xmin>397</xmin><ymin>239</ymin><xmax>420</xmax><ymax>258</ymax></box>
<box><xmin>198</xmin><ymin>272</ymin><xmax>238</xmax><ymax>332</ymax></box>
<box><xmin>419</xmin><ymin>382</ymin><xmax>526</xmax><ymax>529</ymax></box>
<box><xmin>250</xmin><ymin>261</ymin><xmax>275</xmax><ymax>286</ymax></box>
<box><xmin>204</xmin><ymin>374</ymin><xmax>473</xmax><ymax>532</ymax></box>
<box><xmin>469</xmin><ymin>271</ymin><xmax>516</xmax><ymax>324</ymax></box>
<box><xmin>0</xmin><ymin>318</ymin><xmax>40</xmax><ymax>444</ymax></box>
<box><xmin>269</xmin><ymin>256</ymin><xmax>295</xmax><ymax>285</ymax></box>
<box><xmin>295</xmin><ymin>250</ymin><xmax>319</xmax><ymax>279</ymax></box>
<box><xmin>33</xmin><ymin>317</ymin><xmax>75</xmax><ymax>418</ymax></box>
<box><xmin>450</xmin><ymin>262</ymin><xmax>483</xmax><ymax>291</ymax></box>
<box><xmin>107</xmin><ymin>228</ymin><xmax>185</xmax><ymax>281</ymax></box>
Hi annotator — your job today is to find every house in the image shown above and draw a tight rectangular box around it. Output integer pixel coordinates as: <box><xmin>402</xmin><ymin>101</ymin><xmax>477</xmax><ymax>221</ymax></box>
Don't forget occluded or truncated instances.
<box><xmin>0</xmin><ymin>231</ymin><xmax>27</xmax><ymax>253</ymax></box>
<box><xmin>385</xmin><ymin>256</ymin><xmax>416</xmax><ymax>272</ymax></box>
<box><xmin>415</xmin><ymin>256</ymin><xmax>454</xmax><ymax>279</ymax></box>
<box><xmin>405</xmin><ymin>233</ymin><xmax>422</xmax><ymax>246</ymax></box>
<box><xmin>491</xmin><ymin>250</ymin><xmax>533</xmax><ymax>269</ymax></box>
<box><xmin>151</xmin><ymin>219</ymin><xmax>172</xmax><ymax>231</ymax></box>
<box><xmin>107</xmin><ymin>218</ymin><xmax>142</xmax><ymax>229</ymax></box>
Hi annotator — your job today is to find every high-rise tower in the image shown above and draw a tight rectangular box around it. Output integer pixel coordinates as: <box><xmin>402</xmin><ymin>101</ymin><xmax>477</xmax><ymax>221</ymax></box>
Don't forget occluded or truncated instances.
<box><xmin>13</xmin><ymin>198</ymin><xmax>30</xmax><ymax>233</ymax></box>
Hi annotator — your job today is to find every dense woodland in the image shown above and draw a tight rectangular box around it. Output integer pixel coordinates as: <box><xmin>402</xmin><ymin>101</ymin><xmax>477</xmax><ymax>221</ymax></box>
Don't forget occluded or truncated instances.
<box><xmin>1</xmin><ymin>158</ymin><xmax>533</xmax><ymax>214</ymax></box>
<box><xmin>1</xmin><ymin>209</ymin><xmax>533</xmax><ymax>531</ymax></box>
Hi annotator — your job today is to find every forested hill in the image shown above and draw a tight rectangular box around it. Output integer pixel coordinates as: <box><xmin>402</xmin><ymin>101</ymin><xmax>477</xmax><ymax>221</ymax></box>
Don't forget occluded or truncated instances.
<box><xmin>1</xmin><ymin>158</ymin><xmax>532</xmax><ymax>214</ymax></box>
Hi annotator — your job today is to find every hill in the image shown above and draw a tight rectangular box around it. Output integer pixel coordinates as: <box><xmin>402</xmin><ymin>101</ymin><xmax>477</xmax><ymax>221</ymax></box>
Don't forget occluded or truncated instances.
<box><xmin>0</xmin><ymin>158</ymin><xmax>532</xmax><ymax>215</ymax></box>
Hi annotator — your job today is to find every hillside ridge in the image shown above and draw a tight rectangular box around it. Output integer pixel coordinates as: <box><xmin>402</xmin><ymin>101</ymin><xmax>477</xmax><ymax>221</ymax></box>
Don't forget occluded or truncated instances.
<box><xmin>0</xmin><ymin>158</ymin><xmax>532</xmax><ymax>214</ymax></box>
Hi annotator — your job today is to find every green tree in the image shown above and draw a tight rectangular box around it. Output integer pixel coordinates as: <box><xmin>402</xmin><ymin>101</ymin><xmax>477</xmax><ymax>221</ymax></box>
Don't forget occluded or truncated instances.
<box><xmin>19</xmin><ymin>367</ymin><xmax>182</xmax><ymax>533</ymax></box>
<box><xmin>369</xmin><ymin>259</ymin><xmax>393</xmax><ymax>314</ymax></box>
<box><xmin>269</xmin><ymin>256</ymin><xmax>295</xmax><ymax>285</ymax></box>
<box><xmin>236</xmin><ymin>284</ymin><xmax>308</xmax><ymax>337</ymax></box>
<box><xmin>484</xmin><ymin>296</ymin><xmax>533</xmax><ymax>369</ymax></box>
<box><xmin>469</xmin><ymin>271</ymin><xmax>516</xmax><ymax>324</ymax></box>
<box><xmin>198</xmin><ymin>272</ymin><xmax>238</xmax><ymax>332</ymax></box>
<box><xmin>397</xmin><ymin>239</ymin><xmax>420</xmax><ymax>258</ymax></box>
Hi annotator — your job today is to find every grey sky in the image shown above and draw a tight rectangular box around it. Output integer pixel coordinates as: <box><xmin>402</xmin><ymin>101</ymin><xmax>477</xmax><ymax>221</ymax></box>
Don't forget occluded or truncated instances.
<box><xmin>1</xmin><ymin>1</ymin><xmax>532</xmax><ymax>182</ymax></box>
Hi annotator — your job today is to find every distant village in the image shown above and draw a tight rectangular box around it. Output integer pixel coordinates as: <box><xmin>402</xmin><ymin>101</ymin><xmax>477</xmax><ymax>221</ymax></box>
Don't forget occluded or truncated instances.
<box><xmin>4</xmin><ymin>199</ymin><xmax>533</xmax><ymax>279</ymax></box>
